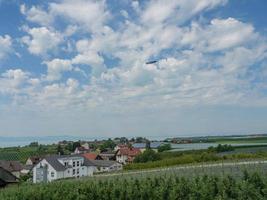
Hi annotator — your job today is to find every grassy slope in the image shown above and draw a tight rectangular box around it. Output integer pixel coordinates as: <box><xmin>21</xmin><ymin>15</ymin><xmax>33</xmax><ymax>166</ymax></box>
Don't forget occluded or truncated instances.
<box><xmin>214</xmin><ymin>137</ymin><xmax>267</xmax><ymax>144</ymax></box>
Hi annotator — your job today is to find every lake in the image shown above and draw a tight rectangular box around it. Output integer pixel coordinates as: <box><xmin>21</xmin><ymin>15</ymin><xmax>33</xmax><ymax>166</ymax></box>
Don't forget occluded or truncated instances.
<box><xmin>170</xmin><ymin>142</ymin><xmax>267</xmax><ymax>151</ymax></box>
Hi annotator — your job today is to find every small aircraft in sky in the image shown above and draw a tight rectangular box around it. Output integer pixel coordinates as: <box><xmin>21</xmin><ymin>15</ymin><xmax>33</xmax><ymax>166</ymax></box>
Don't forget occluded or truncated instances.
<box><xmin>145</xmin><ymin>60</ymin><xmax>158</xmax><ymax>64</ymax></box>
<box><xmin>146</xmin><ymin>58</ymin><xmax>167</xmax><ymax>65</ymax></box>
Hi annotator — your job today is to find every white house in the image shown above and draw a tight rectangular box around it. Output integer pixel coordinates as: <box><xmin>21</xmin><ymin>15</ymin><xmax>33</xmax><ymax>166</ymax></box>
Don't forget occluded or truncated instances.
<box><xmin>74</xmin><ymin>146</ymin><xmax>90</xmax><ymax>154</ymax></box>
<box><xmin>116</xmin><ymin>148</ymin><xmax>141</xmax><ymax>164</ymax></box>
<box><xmin>33</xmin><ymin>155</ymin><xmax>95</xmax><ymax>183</ymax></box>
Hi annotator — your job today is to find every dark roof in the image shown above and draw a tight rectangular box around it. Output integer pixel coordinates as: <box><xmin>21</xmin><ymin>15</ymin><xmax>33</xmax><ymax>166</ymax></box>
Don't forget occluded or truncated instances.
<box><xmin>0</xmin><ymin>167</ymin><xmax>18</xmax><ymax>184</ymax></box>
<box><xmin>44</xmin><ymin>155</ymin><xmax>66</xmax><ymax>171</ymax></box>
<box><xmin>0</xmin><ymin>160</ymin><xmax>23</xmax><ymax>172</ymax></box>
<box><xmin>89</xmin><ymin>160</ymin><xmax>120</xmax><ymax>167</ymax></box>
<box><xmin>100</xmin><ymin>150</ymin><xmax>116</xmax><ymax>156</ymax></box>
<box><xmin>43</xmin><ymin>154</ymin><xmax>96</xmax><ymax>171</ymax></box>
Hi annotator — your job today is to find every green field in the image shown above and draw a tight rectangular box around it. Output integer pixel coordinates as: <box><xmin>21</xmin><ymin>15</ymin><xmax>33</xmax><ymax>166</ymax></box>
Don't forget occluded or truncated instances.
<box><xmin>0</xmin><ymin>145</ymin><xmax>58</xmax><ymax>163</ymax></box>
<box><xmin>1</xmin><ymin>162</ymin><xmax>267</xmax><ymax>200</ymax></box>
<box><xmin>213</xmin><ymin>137</ymin><xmax>267</xmax><ymax>144</ymax></box>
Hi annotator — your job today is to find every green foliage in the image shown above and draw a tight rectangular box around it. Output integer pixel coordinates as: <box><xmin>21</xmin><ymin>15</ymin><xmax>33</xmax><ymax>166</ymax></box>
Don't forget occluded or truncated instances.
<box><xmin>28</xmin><ymin>142</ymin><xmax>39</xmax><ymax>147</ymax></box>
<box><xmin>1</xmin><ymin>172</ymin><xmax>267</xmax><ymax>200</ymax></box>
<box><xmin>57</xmin><ymin>144</ymin><xmax>64</xmax><ymax>155</ymax></box>
<box><xmin>100</xmin><ymin>138</ymin><xmax>116</xmax><ymax>152</ymax></box>
<box><xmin>134</xmin><ymin>149</ymin><xmax>161</xmax><ymax>163</ymax></box>
<box><xmin>158</xmin><ymin>143</ymin><xmax>171</xmax><ymax>152</ymax></box>
<box><xmin>208</xmin><ymin>144</ymin><xmax>234</xmax><ymax>153</ymax></box>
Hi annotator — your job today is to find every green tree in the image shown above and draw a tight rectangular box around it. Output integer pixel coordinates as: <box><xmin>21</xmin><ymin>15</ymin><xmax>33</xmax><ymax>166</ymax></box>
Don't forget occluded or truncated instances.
<box><xmin>158</xmin><ymin>143</ymin><xmax>171</xmax><ymax>152</ymax></box>
<box><xmin>134</xmin><ymin>149</ymin><xmax>161</xmax><ymax>163</ymax></box>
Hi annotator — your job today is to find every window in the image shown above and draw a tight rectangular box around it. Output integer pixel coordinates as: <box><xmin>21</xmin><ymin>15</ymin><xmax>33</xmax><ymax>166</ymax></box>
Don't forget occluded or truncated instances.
<box><xmin>51</xmin><ymin>172</ymin><xmax>55</xmax><ymax>178</ymax></box>
<box><xmin>73</xmin><ymin>169</ymin><xmax>75</xmax><ymax>175</ymax></box>
<box><xmin>77</xmin><ymin>168</ymin><xmax>79</xmax><ymax>174</ymax></box>
<box><xmin>64</xmin><ymin>162</ymin><xmax>68</xmax><ymax>166</ymax></box>
<box><xmin>73</xmin><ymin>161</ymin><xmax>75</xmax><ymax>167</ymax></box>
<box><xmin>77</xmin><ymin>161</ymin><xmax>80</xmax><ymax>167</ymax></box>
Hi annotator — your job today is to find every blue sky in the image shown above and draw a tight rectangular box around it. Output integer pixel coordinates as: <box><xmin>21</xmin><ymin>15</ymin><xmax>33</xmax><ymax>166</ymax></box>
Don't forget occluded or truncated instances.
<box><xmin>0</xmin><ymin>0</ymin><xmax>267</xmax><ymax>138</ymax></box>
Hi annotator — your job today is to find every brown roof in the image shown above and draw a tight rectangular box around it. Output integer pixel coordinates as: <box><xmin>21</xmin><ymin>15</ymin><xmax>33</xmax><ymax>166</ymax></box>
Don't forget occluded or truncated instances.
<box><xmin>28</xmin><ymin>156</ymin><xmax>42</xmax><ymax>165</ymax></box>
<box><xmin>0</xmin><ymin>160</ymin><xmax>23</xmax><ymax>172</ymax></box>
<box><xmin>82</xmin><ymin>153</ymin><xmax>102</xmax><ymax>160</ymax></box>
<box><xmin>117</xmin><ymin>148</ymin><xmax>141</xmax><ymax>156</ymax></box>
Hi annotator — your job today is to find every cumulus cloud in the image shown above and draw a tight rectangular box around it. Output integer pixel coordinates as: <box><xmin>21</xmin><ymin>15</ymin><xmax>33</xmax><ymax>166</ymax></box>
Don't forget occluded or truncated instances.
<box><xmin>50</xmin><ymin>0</ymin><xmax>109</xmax><ymax>33</ymax></box>
<box><xmin>3</xmin><ymin>0</ymin><xmax>267</xmax><ymax>112</ymax></box>
<box><xmin>0</xmin><ymin>35</ymin><xmax>12</xmax><ymax>60</ymax></box>
<box><xmin>20</xmin><ymin>4</ymin><xmax>54</xmax><ymax>26</ymax></box>
<box><xmin>44</xmin><ymin>58</ymin><xmax>73</xmax><ymax>81</ymax></box>
<box><xmin>21</xmin><ymin>27</ymin><xmax>62</xmax><ymax>56</ymax></box>
<box><xmin>181</xmin><ymin>18</ymin><xmax>257</xmax><ymax>52</ymax></box>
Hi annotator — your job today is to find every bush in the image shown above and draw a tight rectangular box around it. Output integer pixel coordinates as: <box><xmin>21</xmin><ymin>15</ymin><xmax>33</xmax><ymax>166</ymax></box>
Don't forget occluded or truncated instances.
<box><xmin>134</xmin><ymin>149</ymin><xmax>161</xmax><ymax>163</ymax></box>
<box><xmin>158</xmin><ymin>144</ymin><xmax>171</xmax><ymax>152</ymax></box>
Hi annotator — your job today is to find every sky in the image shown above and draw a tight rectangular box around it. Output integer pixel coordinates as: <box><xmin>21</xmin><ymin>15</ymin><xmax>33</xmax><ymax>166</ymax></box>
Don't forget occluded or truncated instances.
<box><xmin>0</xmin><ymin>0</ymin><xmax>267</xmax><ymax>138</ymax></box>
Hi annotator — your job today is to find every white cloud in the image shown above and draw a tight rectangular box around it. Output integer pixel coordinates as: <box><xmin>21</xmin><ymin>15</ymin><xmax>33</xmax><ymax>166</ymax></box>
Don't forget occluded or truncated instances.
<box><xmin>182</xmin><ymin>18</ymin><xmax>257</xmax><ymax>52</ymax></box>
<box><xmin>20</xmin><ymin>4</ymin><xmax>53</xmax><ymax>26</ymax></box>
<box><xmin>50</xmin><ymin>0</ymin><xmax>109</xmax><ymax>33</ymax></box>
<box><xmin>22</xmin><ymin>27</ymin><xmax>63</xmax><ymax>56</ymax></box>
<box><xmin>141</xmin><ymin>0</ymin><xmax>228</xmax><ymax>26</ymax></box>
<box><xmin>0</xmin><ymin>69</ymin><xmax>30</xmax><ymax>96</ymax></box>
<box><xmin>0</xmin><ymin>35</ymin><xmax>12</xmax><ymax>60</ymax></box>
<box><xmin>44</xmin><ymin>58</ymin><xmax>73</xmax><ymax>81</ymax></box>
<box><xmin>3</xmin><ymin>0</ymin><xmax>267</xmax><ymax>113</ymax></box>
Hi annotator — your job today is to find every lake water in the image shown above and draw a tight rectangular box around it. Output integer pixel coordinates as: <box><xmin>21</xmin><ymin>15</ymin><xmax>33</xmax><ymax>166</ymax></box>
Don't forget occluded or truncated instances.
<box><xmin>0</xmin><ymin>135</ymin><xmax>103</xmax><ymax>148</ymax></box>
<box><xmin>170</xmin><ymin>143</ymin><xmax>267</xmax><ymax>151</ymax></box>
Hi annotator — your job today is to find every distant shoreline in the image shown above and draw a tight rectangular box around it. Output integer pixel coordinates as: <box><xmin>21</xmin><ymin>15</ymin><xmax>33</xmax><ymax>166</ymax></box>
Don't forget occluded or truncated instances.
<box><xmin>1</xmin><ymin>133</ymin><xmax>267</xmax><ymax>148</ymax></box>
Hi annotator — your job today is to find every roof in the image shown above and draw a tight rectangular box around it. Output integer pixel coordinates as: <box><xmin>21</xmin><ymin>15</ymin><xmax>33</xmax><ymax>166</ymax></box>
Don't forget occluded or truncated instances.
<box><xmin>28</xmin><ymin>156</ymin><xmax>42</xmax><ymax>164</ymax></box>
<box><xmin>99</xmin><ymin>150</ymin><xmax>116</xmax><ymax>156</ymax></box>
<box><xmin>132</xmin><ymin>142</ymin><xmax>162</xmax><ymax>149</ymax></box>
<box><xmin>117</xmin><ymin>148</ymin><xmax>141</xmax><ymax>156</ymax></box>
<box><xmin>42</xmin><ymin>154</ymin><xmax>96</xmax><ymax>171</ymax></box>
<box><xmin>45</xmin><ymin>155</ymin><xmax>67</xmax><ymax>171</ymax></box>
<box><xmin>88</xmin><ymin>160</ymin><xmax>120</xmax><ymax>167</ymax></box>
<box><xmin>116</xmin><ymin>144</ymin><xmax>128</xmax><ymax>149</ymax></box>
<box><xmin>0</xmin><ymin>167</ymin><xmax>18</xmax><ymax>184</ymax></box>
<box><xmin>82</xmin><ymin>153</ymin><xmax>101</xmax><ymax>160</ymax></box>
<box><xmin>76</xmin><ymin>146</ymin><xmax>88</xmax><ymax>151</ymax></box>
<box><xmin>0</xmin><ymin>160</ymin><xmax>23</xmax><ymax>172</ymax></box>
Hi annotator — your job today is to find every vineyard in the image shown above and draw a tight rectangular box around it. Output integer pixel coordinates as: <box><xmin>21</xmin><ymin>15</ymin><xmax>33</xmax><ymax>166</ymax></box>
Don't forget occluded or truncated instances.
<box><xmin>1</xmin><ymin>162</ymin><xmax>267</xmax><ymax>200</ymax></box>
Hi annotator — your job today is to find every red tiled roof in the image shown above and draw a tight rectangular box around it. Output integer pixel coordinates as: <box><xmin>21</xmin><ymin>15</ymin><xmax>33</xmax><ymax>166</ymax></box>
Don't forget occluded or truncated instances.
<box><xmin>117</xmin><ymin>144</ymin><xmax>128</xmax><ymax>148</ymax></box>
<box><xmin>82</xmin><ymin>153</ymin><xmax>99</xmax><ymax>160</ymax></box>
<box><xmin>118</xmin><ymin>148</ymin><xmax>141</xmax><ymax>156</ymax></box>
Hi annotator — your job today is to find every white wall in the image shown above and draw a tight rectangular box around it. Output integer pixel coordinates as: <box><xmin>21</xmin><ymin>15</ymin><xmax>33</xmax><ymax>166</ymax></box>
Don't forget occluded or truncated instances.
<box><xmin>33</xmin><ymin>157</ymin><xmax>94</xmax><ymax>183</ymax></box>
<box><xmin>116</xmin><ymin>155</ymin><xmax>128</xmax><ymax>164</ymax></box>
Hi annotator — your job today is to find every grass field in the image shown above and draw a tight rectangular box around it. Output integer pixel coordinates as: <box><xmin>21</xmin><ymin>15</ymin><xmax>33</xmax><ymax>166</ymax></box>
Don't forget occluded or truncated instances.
<box><xmin>0</xmin><ymin>145</ymin><xmax>58</xmax><ymax>163</ymax></box>
<box><xmin>214</xmin><ymin>136</ymin><xmax>267</xmax><ymax>144</ymax></box>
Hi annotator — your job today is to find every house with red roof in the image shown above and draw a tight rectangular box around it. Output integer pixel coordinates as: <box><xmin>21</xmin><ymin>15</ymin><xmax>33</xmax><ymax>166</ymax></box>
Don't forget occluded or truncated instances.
<box><xmin>82</xmin><ymin>153</ymin><xmax>103</xmax><ymax>160</ymax></box>
<box><xmin>115</xmin><ymin>147</ymin><xmax>141</xmax><ymax>164</ymax></box>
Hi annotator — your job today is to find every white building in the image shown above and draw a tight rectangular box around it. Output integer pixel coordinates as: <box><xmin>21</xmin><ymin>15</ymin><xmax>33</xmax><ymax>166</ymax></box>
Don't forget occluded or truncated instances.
<box><xmin>33</xmin><ymin>155</ymin><xmax>95</xmax><ymax>183</ymax></box>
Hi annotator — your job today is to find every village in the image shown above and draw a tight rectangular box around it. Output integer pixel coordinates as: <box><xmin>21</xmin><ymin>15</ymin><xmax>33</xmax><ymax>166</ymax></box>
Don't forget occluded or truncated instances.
<box><xmin>0</xmin><ymin>138</ymin><xmax>163</xmax><ymax>186</ymax></box>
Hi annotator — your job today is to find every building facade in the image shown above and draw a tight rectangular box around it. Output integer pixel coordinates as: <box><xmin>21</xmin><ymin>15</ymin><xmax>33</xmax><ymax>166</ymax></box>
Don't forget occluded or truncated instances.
<box><xmin>33</xmin><ymin>155</ymin><xmax>95</xmax><ymax>183</ymax></box>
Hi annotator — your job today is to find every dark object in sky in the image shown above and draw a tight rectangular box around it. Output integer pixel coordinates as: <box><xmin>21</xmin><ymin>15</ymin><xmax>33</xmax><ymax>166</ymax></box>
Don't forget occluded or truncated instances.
<box><xmin>146</xmin><ymin>60</ymin><xmax>158</xmax><ymax>64</ymax></box>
